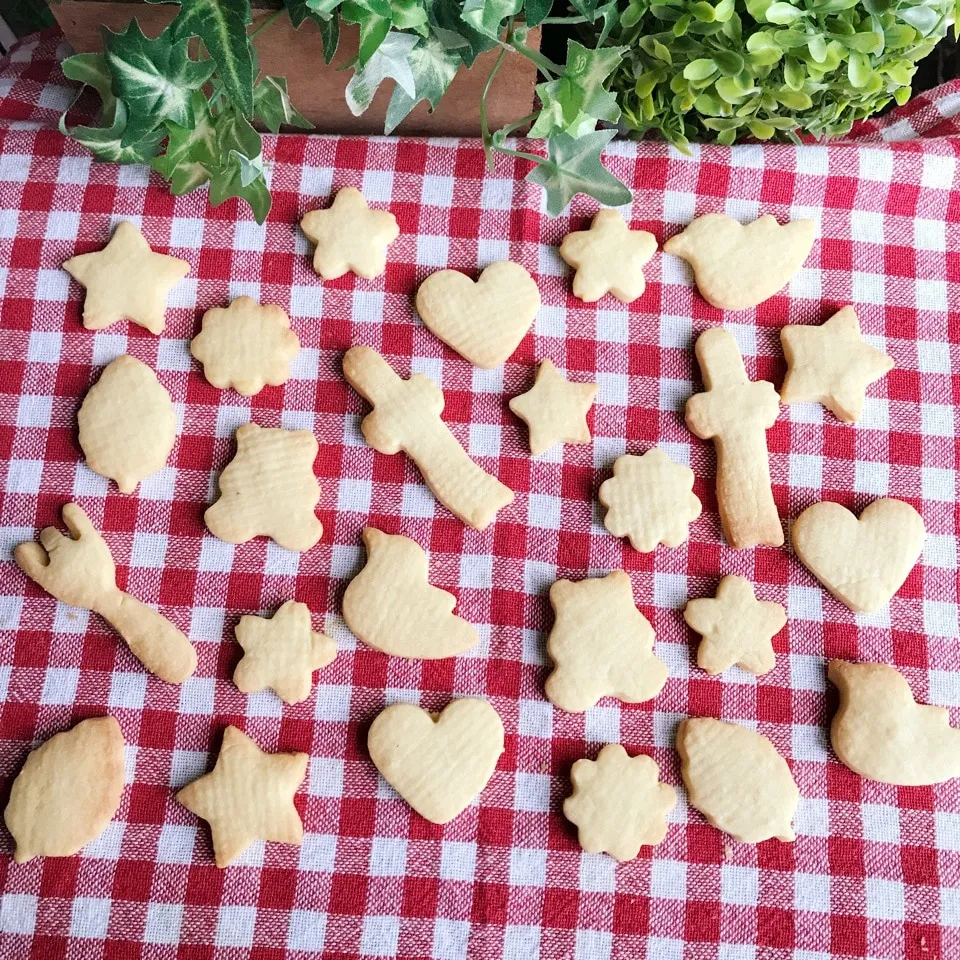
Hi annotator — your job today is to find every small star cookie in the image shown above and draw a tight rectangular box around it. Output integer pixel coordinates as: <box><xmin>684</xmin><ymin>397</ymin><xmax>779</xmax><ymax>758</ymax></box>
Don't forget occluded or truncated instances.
<box><xmin>545</xmin><ymin>571</ymin><xmax>668</xmax><ymax>713</ymax></box>
<box><xmin>559</xmin><ymin>209</ymin><xmax>657</xmax><ymax>303</ymax></box>
<box><xmin>62</xmin><ymin>221</ymin><xmax>190</xmax><ymax>334</ymax></box>
<box><xmin>205</xmin><ymin>423</ymin><xmax>323</xmax><ymax>551</ymax></box>
<box><xmin>190</xmin><ymin>296</ymin><xmax>300</xmax><ymax>397</ymax></box>
<box><xmin>508</xmin><ymin>359</ymin><xmax>597</xmax><ymax>456</ymax></box>
<box><xmin>683</xmin><ymin>576</ymin><xmax>786</xmax><ymax>676</ymax></box>
<box><xmin>233</xmin><ymin>600</ymin><xmax>336</xmax><ymax>704</ymax></box>
<box><xmin>563</xmin><ymin>744</ymin><xmax>676</xmax><ymax>861</ymax></box>
<box><xmin>599</xmin><ymin>449</ymin><xmax>702</xmax><ymax>552</ymax></box>
<box><xmin>176</xmin><ymin>726</ymin><xmax>308</xmax><ymax>867</ymax></box>
<box><xmin>780</xmin><ymin>307</ymin><xmax>894</xmax><ymax>423</ymax></box>
<box><xmin>300</xmin><ymin>187</ymin><xmax>399</xmax><ymax>280</ymax></box>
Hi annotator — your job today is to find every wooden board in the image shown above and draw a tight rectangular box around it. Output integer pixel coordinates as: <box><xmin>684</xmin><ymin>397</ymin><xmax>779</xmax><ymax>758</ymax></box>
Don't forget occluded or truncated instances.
<box><xmin>51</xmin><ymin>0</ymin><xmax>540</xmax><ymax>137</ymax></box>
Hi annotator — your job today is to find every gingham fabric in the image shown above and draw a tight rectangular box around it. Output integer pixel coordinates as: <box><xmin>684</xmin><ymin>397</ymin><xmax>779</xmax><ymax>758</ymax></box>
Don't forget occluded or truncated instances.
<box><xmin>0</xmin><ymin>30</ymin><xmax>959</xmax><ymax>960</ymax></box>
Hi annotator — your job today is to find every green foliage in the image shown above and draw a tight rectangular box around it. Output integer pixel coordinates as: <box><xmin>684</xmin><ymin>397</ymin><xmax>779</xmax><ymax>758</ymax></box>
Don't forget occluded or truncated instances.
<box><xmin>58</xmin><ymin>0</ymin><xmax>948</xmax><ymax>217</ymax></box>
<box><xmin>607</xmin><ymin>0</ymin><xmax>953</xmax><ymax>148</ymax></box>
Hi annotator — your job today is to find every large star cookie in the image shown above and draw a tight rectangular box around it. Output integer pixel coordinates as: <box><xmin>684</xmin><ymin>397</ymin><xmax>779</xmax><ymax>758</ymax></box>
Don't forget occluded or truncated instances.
<box><xmin>508</xmin><ymin>359</ymin><xmax>597</xmax><ymax>456</ymax></box>
<box><xmin>62</xmin><ymin>221</ymin><xmax>190</xmax><ymax>334</ymax></box>
<box><xmin>191</xmin><ymin>296</ymin><xmax>300</xmax><ymax>397</ymax></box>
<box><xmin>780</xmin><ymin>307</ymin><xmax>894</xmax><ymax>423</ymax></box>
<box><xmin>683</xmin><ymin>575</ymin><xmax>786</xmax><ymax>676</ymax></box>
<box><xmin>233</xmin><ymin>600</ymin><xmax>336</xmax><ymax>704</ymax></box>
<box><xmin>545</xmin><ymin>571</ymin><xmax>668</xmax><ymax>712</ymax></box>
<box><xmin>599</xmin><ymin>449</ymin><xmax>702</xmax><ymax>552</ymax></box>
<box><xmin>176</xmin><ymin>726</ymin><xmax>308</xmax><ymax>867</ymax></box>
<box><xmin>559</xmin><ymin>209</ymin><xmax>657</xmax><ymax>303</ymax></box>
<box><xmin>300</xmin><ymin>187</ymin><xmax>399</xmax><ymax>280</ymax></box>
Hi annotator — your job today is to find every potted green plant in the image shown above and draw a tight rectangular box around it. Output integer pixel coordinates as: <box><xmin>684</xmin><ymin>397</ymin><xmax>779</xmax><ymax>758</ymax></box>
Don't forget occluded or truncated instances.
<box><xmin>52</xmin><ymin>0</ymin><xmax>953</xmax><ymax>222</ymax></box>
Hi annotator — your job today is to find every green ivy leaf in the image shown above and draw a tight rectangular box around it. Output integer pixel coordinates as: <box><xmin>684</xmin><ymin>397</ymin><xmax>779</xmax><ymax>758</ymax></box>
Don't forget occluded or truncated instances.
<box><xmin>461</xmin><ymin>0</ymin><xmax>522</xmax><ymax>39</ymax></box>
<box><xmin>392</xmin><ymin>0</ymin><xmax>429</xmax><ymax>33</ymax></box>
<box><xmin>254</xmin><ymin>76</ymin><xmax>314</xmax><ymax>132</ymax></box>
<box><xmin>147</xmin><ymin>0</ymin><xmax>255</xmax><ymax>117</ymax></box>
<box><xmin>284</xmin><ymin>0</ymin><xmax>345</xmax><ymax>57</ymax></box>
<box><xmin>525</xmin><ymin>128</ymin><xmax>631</xmax><ymax>216</ymax></box>
<box><xmin>524</xmin><ymin>0</ymin><xmax>553</xmax><ymax>27</ymax></box>
<box><xmin>384</xmin><ymin>34</ymin><xmax>459</xmax><ymax>133</ymax></box>
<box><xmin>59</xmin><ymin>53</ymin><xmax>164</xmax><ymax>164</ymax></box>
<box><xmin>102</xmin><ymin>19</ymin><xmax>215</xmax><ymax>146</ymax></box>
<box><xmin>203</xmin><ymin>106</ymin><xmax>270</xmax><ymax>223</ymax></box>
<box><xmin>345</xmin><ymin>31</ymin><xmax>418</xmax><ymax>115</ymax></box>
<box><xmin>342</xmin><ymin>0</ymin><xmax>393</xmax><ymax>64</ymax></box>
<box><xmin>428</xmin><ymin>0</ymin><xmax>497</xmax><ymax>64</ymax></box>
<box><xmin>151</xmin><ymin>89</ymin><xmax>216</xmax><ymax>193</ymax></box>
<box><xmin>765</xmin><ymin>2</ymin><xmax>804</xmax><ymax>24</ymax></box>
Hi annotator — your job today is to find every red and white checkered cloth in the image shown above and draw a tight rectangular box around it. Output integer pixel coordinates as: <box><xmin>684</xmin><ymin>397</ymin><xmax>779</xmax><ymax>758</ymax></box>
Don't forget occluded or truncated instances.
<box><xmin>0</xmin><ymin>29</ymin><xmax>959</xmax><ymax>960</ymax></box>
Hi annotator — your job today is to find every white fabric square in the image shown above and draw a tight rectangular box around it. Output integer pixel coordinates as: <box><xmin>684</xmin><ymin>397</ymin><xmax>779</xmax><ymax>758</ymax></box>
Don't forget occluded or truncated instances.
<box><xmin>315</xmin><ymin>684</ymin><xmax>352</xmax><ymax>722</ymax></box>
<box><xmin>131</xmin><ymin>532</ymin><xmax>168</xmax><ymax>568</ymax></box>
<box><xmin>216</xmin><ymin>905</ymin><xmax>257</xmax><ymax>948</ymax></box>
<box><xmin>527</xmin><ymin>493</ymin><xmax>562</xmax><ymax>530</ymax></box>
<box><xmin>178</xmin><ymin>676</ymin><xmax>215</xmax><ymax>715</ymax></box>
<box><xmin>6</xmin><ymin>459</ymin><xmax>43</xmax><ymax>494</ymax></box>
<box><xmin>914</xmin><ymin>217</ymin><xmax>946</xmax><ymax>251</ymax></box>
<box><xmin>83</xmin><ymin>821</ymin><xmax>125</xmax><ymax>860</ymax></box>
<box><xmin>16</xmin><ymin>394</ymin><xmax>52</xmax><ymax>428</ymax></box>
<box><xmin>439</xmin><ymin>840</ymin><xmax>476</xmax><ymax>881</ymax></box>
<box><xmin>509</xmin><ymin>847</ymin><xmax>546</xmax><ymax>887</ymax></box>
<box><xmin>480</xmin><ymin>178</ymin><xmax>513</xmax><ymax>211</ymax></box>
<box><xmin>287</xmin><ymin>910</ymin><xmax>326</xmax><ymax>951</ymax></box>
<box><xmin>721</xmin><ymin>865</ymin><xmax>759</xmax><ymax>906</ymax></box>
<box><xmin>584</xmin><ymin>706</ymin><xmax>620</xmax><ymax>744</ymax></box>
<box><xmin>575</xmin><ymin>929</ymin><xmax>612</xmax><ymax>960</ymax></box>
<box><xmin>794</xmin><ymin>872</ymin><xmax>830</xmax><ymax>913</ymax></box>
<box><xmin>650</xmin><ymin>858</ymin><xmax>686</xmax><ymax>900</ymax></box>
<box><xmin>338</xmin><ymin>477</ymin><xmax>373</xmax><ymax>515</ymax></box>
<box><xmin>0</xmin><ymin>895</ymin><xmax>37</xmax><ymax>935</ymax></box>
<box><xmin>361</xmin><ymin>915</ymin><xmax>400</xmax><ymax>958</ymax></box>
<box><xmin>469</xmin><ymin>423</ymin><xmax>500</xmax><ymax>458</ymax></box>
<box><xmin>788</xmin><ymin>588</ymin><xmax>823</xmax><ymax>625</ymax></box>
<box><xmin>579</xmin><ymin>854</ymin><xmax>616</xmax><ymax>893</ymax></box>
<box><xmin>156</xmin><ymin>824</ymin><xmax>197</xmax><ymax>864</ymax></box>
<box><xmin>108</xmin><ymin>672</ymin><xmax>148</xmax><ymax>710</ymax></box>
<box><xmin>362</xmin><ymin>169</ymin><xmax>394</xmax><ymax>202</ymax></box>
<box><xmin>915</xmin><ymin>278</ymin><xmax>949</xmax><ymax>311</ymax></box>
<box><xmin>921</xmin><ymin>153</ymin><xmax>956</xmax><ymax>189</ymax></box>
<box><xmin>460</xmin><ymin>552</ymin><xmax>493</xmax><ymax>588</ymax></box>
<box><xmin>370</xmin><ymin>837</ymin><xmax>408</xmax><ymax>877</ymax></box>
<box><xmin>922</xmin><ymin>466</ymin><xmax>954</xmax><ymax>502</ymax></box>
<box><xmin>518</xmin><ymin>699</ymin><xmax>552</xmax><ymax>739</ymax></box>
<box><xmin>862</xmin><ymin>803</ymin><xmax>900</xmax><ymax>843</ymax></box>
<box><xmin>917</xmin><ymin>340</ymin><xmax>951</xmax><ymax>374</ymax></box>
<box><xmin>417</xmin><ymin>233</ymin><xmax>450</xmax><ymax>268</ymax></box>
<box><xmin>789</xmin><ymin>453</ymin><xmax>822</xmax><ymax>489</ymax></box>
<box><xmin>865</xmin><ymin>877</ymin><xmax>904</xmax><ymax>920</ymax></box>
<box><xmin>41</xmin><ymin>666</ymin><xmax>79</xmax><ymax>705</ymax></box>
<box><xmin>70</xmin><ymin>897</ymin><xmax>111</xmax><ymax>939</ymax></box>
<box><xmin>199</xmin><ymin>537</ymin><xmax>235</xmax><ymax>573</ymax></box>
<box><xmin>478</xmin><ymin>238</ymin><xmax>511</xmax><ymax>265</ymax></box>
<box><xmin>854</xmin><ymin>459</ymin><xmax>889</xmax><ymax>495</ymax></box>
<box><xmin>503</xmin><ymin>925</ymin><xmax>540</xmax><ymax>960</ymax></box>
<box><xmin>794</xmin><ymin>797</ymin><xmax>829</xmax><ymax>838</ymax></box>
<box><xmin>144</xmin><ymin>904</ymin><xmax>183</xmax><ymax>945</ymax></box>
<box><xmin>921</xmin><ymin>404</ymin><xmax>955</xmax><ymax>437</ymax></box>
<box><xmin>433</xmin><ymin>918</ymin><xmax>470</xmax><ymax>960</ymax></box>
<box><xmin>925</xmin><ymin>601</ymin><xmax>959</xmax><ymax>639</ymax></box>
<box><xmin>299</xmin><ymin>833</ymin><xmax>337</xmax><ymax>872</ymax></box>
<box><xmin>514</xmin><ymin>772</ymin><xmax>551</xmax><ymax>812</ymax></box>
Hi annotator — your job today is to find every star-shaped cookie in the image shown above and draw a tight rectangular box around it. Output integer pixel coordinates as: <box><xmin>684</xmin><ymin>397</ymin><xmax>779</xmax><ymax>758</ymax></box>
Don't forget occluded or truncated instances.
<box><xmin>62</xmin><ymin>221</ymin><xmax>190</xmax><ymax>335</ymax></box>
<box><xmin>191</xmin><ymin>296</ymin><xmax>300</xmax><ymax>396</ymax></box>
<box><xmin>300</xmin><ymin>187</ymin><xmax>399</xmax><ymax>280</ymax></box>
<box><xmin>559</xmin><ymin>209</ymin><xmax>658</xmax><ymax>303</ymax></box>
<box><xmin>176</xmin><ymin>726</ymin><xmax>308</xmax><ymax>867</ymax></box>
<box><xmin>233</xmin><ymin>600</ymin><xmax>336</xmax><ymax>704</ymax></box>
<box><xmin>780</xmin><ymin>307</ymin><xmax>894</xmax><ymax>423</ymax></box>
<box><xmin>564</xmin><ymin>744</ymin><xmax>676</xmax><ymax>861</ymax></box>
<box><xmin>508</xmin><ymin>359</ymin><xmax>597</xmax><ymax>456</ymax></box>
<box><xmin>683</xmin><ymin>575</ymin><xmax>786</xmax><ymax>676</ymax></box>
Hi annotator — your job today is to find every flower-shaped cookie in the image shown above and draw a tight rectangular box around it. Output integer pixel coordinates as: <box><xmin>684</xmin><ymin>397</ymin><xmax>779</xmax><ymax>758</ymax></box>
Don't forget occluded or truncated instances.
<box><xmin>190</xmin><ymin>296</ymin><xmax>300</xmax><ymax>397</ymax></box>
<box><xmin>564</xmin><ymin>744</ymin><xmax>676</xmax><ymax>861</ymax></box>
<box><xmin>599</xmin><ymin>449</ymin><xmax>701</xmax><ymax>552</ymax></box>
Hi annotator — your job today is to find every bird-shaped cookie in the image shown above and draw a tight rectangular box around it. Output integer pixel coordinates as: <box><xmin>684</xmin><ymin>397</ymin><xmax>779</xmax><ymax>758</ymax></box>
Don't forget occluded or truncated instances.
<box><xmin>829</xmin><ymin>660</ymin><xmax>960</xmax><ymax>785</ymax></box>
<box><xmin>664</xmin><ymin>214</ymin><xmax>815</xmax><ymax>310</ymax></box>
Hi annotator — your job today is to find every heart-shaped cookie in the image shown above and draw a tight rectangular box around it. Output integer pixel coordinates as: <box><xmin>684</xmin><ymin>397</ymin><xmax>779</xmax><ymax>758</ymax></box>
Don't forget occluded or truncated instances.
<box><xmin>367</xmin><ymin>699</ymin><xmax>504</xmax><ymax>823</ymax></box>
<box><xmin>792</xmin><ymin>499</ymin><xmax>925</xmax><ymax>613</ymax></box>
<box><xmin>416</xmin><ymin>262</ymin><xmax>540</xmax><ymax>369</ymax></box>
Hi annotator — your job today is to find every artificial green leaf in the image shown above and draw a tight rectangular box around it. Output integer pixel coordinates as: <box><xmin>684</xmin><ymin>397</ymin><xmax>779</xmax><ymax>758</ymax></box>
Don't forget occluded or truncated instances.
<box><xmin>59</xmin><ymin>57</ymin><xmax>164</xmax><ymax>165</ymax></box>
<box><xmin>461</xmin><ymin>0</ymin><xmax>522</xmax><ymax>39</ymax></box>
<box><xmin>748</xmin><ymin>119</ymin><xmax>775</xmax><ymax>138</ymax></box>
<box><xmin>783</xmin><ymin>55</ymin><xmax>805</xmax><ymax>89</ymax></box>
<box><xmin>102</xmin><ymin>20</ymin><xmax>215</xmax><ymax>146</ymax></box>
<box><xmin>689</xmin><ymin>2</ymin><xmax>716</xmax><ymax>22</ymax></box>
<box><xmin>774</xmin><ymin>88</ymin><xmax>812</xmax><ymax>109</ymax></box>
<box><xmin>208</xmin><ymin>157</ymin><xmax>272</xmax><ymax>222</ymax></box>
<box><xmin>807</xmin><ymin>34</ymin><xmax>827</xmax><ymax>62</ymax></box>
<box><xmin>151</xmin><ymin>89</ymin><xmax>216</xmax><ymax>193</ymax></box>
<box><xmin>569</xmin><ymin>0</ymin><xmax>600</xmax><ymax>21</ymax></box>
<box><xmin>392</xmin><ymin>0</ymin><xmax>429</xmax><ymax>33</ymax></box>
<box><xmin>383</xmin><ymin>34</ymin><xmax>459</xmax><ymax>133</ymax></box>
<box><xmin>148</xmin><ymin>0</ymin><xmax>255</xmax><ymax>117</ymax></box>
<box><xmin>713</xmin><ymin>0</ymin><xmax>735</xmax><ymax>21</ymax></box>
<box><xmin>428</xmin><ymin>0</ymin><xmax>497</xmax><ymax>64</ymax></box>
<box><xmin>254</xmin><ymin>76</ymin><xmax>314</xmax><ymax>132</ymax></box>
<box><xmin>317</xmin><ymin>14</ymin><xmax>341</xmax><ymax>61</ymax></box>
<box><xmin>765</xmin><ymin>2</ymin><xmax>804</xmax><ymax>24</ymax></box>
<box><xmin>230</xmin><ymin>149</ymin><xmax>265</xmax><ymax>187</ymax></box>
<box><xmin>213</xmin><ymin>104</ymin><xmax>263</xmax><ymax>160</ymax></box>
<box><xmin>712</xmin><ymin>50</ymin><xmax>744</xmax><ymax>75</ymax></box>
<box><xmin>897</xmin><ymin>5</ymin><xmax>939</xmax><ymax>35</ymax></box>
<box><xmin>524</xmin><ymin>128</ymin><xmax>631</xmax><ymax>216</ymax></box>
<box><xmin>308</xmin><ymin>0</ymin><xmax>345</xmax><ymax>17</ymax></box>
<box><xmin>524</xmin><ymin>0</ymin><xmax>553</xmax><ymax>27</ymax></box>
<box><xmin>847</xmin><ymin>51</ymin><xmax>872</xmax><ymax>87</ymax></box>
<box><xmin>342</xmin><ymin>0</ymin><xmax>393</xmax><ymax>64</ymax></box>
<box><xmin>345</xmin><ymin>31</ymin><xmax>418</xmax><ymax>115</ymax></box>
<box><xmin>845</xmin><ymin>29</ymin><xmax>884</xmax><ymax>54</ymax></box>
<box><xmin>683</xmin><ymin>58</ymin><xmax>717</xmax><ymax>81</ymax></box>
<box><xmin>201</xmin><ymin>105</ymin><xmax>270</xmax><ymax>222</ymax></box>
<box><xmin>715</xmin><ymin>75</ymin><xmax>749</xmax><ymax>102</ymax></box>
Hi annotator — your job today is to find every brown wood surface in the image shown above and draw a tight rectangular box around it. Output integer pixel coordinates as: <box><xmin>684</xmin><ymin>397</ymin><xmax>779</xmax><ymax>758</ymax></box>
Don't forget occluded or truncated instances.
<box><xmin>51</xmin><ymin>0</ymin><xmax>540</xmax><ymax>136</ymax></box>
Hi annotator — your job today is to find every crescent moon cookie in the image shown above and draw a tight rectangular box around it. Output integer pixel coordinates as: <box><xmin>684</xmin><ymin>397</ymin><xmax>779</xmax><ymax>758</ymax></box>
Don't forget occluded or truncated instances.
<box><xmin>77</xmin><ymin>354</ymin><xmax>177</xmax><ymax>494</ymax></box>
<box><xmin>664</xmin><ymin>213</ymin><xmax>815</xmax><ymax>311</ymax></box>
